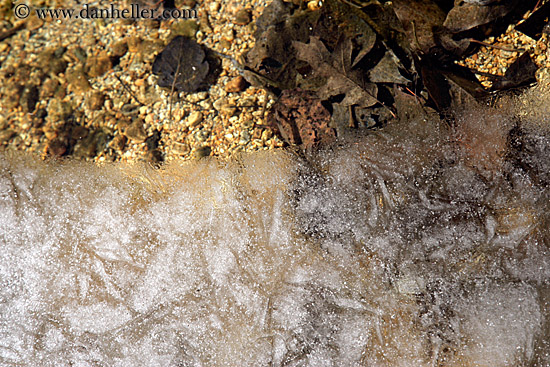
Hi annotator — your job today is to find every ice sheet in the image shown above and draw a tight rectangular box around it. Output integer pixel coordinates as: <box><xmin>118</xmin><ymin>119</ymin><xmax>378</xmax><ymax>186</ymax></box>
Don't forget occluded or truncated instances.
<box><xmin>0</xmin><ymin>88</ymin><xmax>549</xmax><ymax>366</ymax></box>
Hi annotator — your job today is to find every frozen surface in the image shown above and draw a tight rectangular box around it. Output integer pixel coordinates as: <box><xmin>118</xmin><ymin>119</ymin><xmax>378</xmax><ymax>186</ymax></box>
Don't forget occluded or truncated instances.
<box><xmin>1</xmin><ymin>89</ymin><xmax>550</xmax><ymax>366</ymax></box>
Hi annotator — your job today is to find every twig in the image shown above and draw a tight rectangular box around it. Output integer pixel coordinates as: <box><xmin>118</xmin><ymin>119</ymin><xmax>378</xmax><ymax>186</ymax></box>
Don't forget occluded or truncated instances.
<box><xmin>169</xmin><ymin>41</ymin><xmax>184</xmax><ymax>123</ymax></box>
<box><xmin>113</xmin><ymin>74</ymin><xmax>146</xmax><ymax>106</ymax></box>
<box><xmin>468</xmin><ymin>38</ymin><xmax>524</xmax><ymax>53</ymax></box>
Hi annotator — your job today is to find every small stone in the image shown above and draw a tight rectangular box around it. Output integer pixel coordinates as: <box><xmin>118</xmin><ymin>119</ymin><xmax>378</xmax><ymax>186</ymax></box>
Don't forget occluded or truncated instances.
<box><xmin>0</xmin><ymin>129</ymin><xmax>15</xmax><ymax>144</ymax></box>
<box><xmin>225</xmin><ymin>76</ymin><xmax>248</xmax><ymax>93</ymax></box>
<box><xmin>209</xmin><ymin>2</ymin><xmax>220</xmax><ymax>13</ymax></box>
<box><xmin>66</xmin><ymin>68</ymin><xmax>91</xmax><ymax>94</ymax></box>
<box><xmin>252</xmin><ymin>128</ymin><xmax>262</xmax><ymax>140</ymax></box>
<box><xmin>87</xmin><ymin>91</ymin><xmax>106</xmax><ymax>111</ymax></box>
<box><xmin>171</xmin><ymin>20</ymin><xmax>199</xmax><ymax>38</ymax></box>
<box><xmin>307</xmin><ymin>0</ymin><xmax>322</xmax><ymax>11</ymax></box>
<box><xmin>124</xmin><ymin>119</ymin><xmax>148</xmax><ymax>142</ymax></box>
<box><xmin>86</xmin><ymin>51</ymin><xmax>113</xmax><ymax>78</ymax></box>
<box><xmin>109</xmin><ymin>134</ymin><xmax>127</xmax><ymax>151</ymax></box>
<box><xmin>20</xmin><ymin>85</ymin><xmax>39</xmax><ymax>113</ymax></box>
<box><xmin>239</xmin><ymin>130</ymin><xmax>251</xmax><ymax>144</ymax></box>
<box><xmin>214</xmin><ymin>98</ymin><xmax>238</xmax><ymax>116</ymax></box>
<box><xmin>261</xmin><ymin>129</ymin><xmax>273</xmax><ymax>141</ymax></box>
<box><xmin>47</xmin><ymin>99</ymin><xmax>72</xmax><ymax>124</ymax></box>
<box><xmin>46</xmin><ymin>138</ymin><xmax>69</xmax><ymax>156</ymax></box>
<box><xmin>221</xmin><ymin>103</ymin><xmax>238</xmax><ymax>117</ymax></box>
<box><xmin>36</xmin><ymin>49</ymin><xmax>67</xmax><ymax>75</ymax></box>
<box><xmin>219</xmin><ymin>38</ymin><xmax>231</xmax><ymax>50</ymax></box>
<box><xmin>127</xmin><ymin>36</ymin><xmax>142</xmax><ymax>53</ymax></box>
<box><xmin>193</xmin><ymin>145</ymin><xmax>211</xmax><ymax>159</ymax></box>
<box><xmin>234</xmin><ymin>9</ymin><xmax>252</xmax><ymax>25</ymax></box>
<box><xmin>40</xmin><ymin>78</ymin><xmax>60</xmax><ymax>99</ymax></box>
<box><xmin>186</xmin><ymin>111</ymin><xmax>203</xmax><ymax>127</ymax></box>
<box><xmin>173</xmin><ymin>141</ymin><xmax>190</xmax><ymax>155</ymax></box>
<box><xmin>145</xmin><ymin>149</ymin><xmax>163</xmax><ymax>165</ymax></box>
<box><xmin>71</xmin><ymin>125</ymin><xmax>89</xmax><ymax>140</ymax></box>
<box><xmin>183</xmin><ymin>0</ymin><xmax>196</xmax><ymax>7</ymax></box>
<box><xmin>111</xmin><ymin>40</ymin><xmax>128</xmax><ymax>58</ymax></box>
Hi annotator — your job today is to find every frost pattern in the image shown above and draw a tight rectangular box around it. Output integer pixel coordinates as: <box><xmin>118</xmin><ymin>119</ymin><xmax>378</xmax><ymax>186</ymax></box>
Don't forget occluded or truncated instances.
<box><xmin>0</xmin><ymin>96</ymin><xmax>549</xmax><ymax>366</ymax></box>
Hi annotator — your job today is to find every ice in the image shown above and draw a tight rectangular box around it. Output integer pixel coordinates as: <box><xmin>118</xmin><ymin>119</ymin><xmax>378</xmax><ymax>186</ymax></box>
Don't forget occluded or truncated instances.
<box><xmin>0</xmin><ymin>86</ymin><xmax>550</xmax><ymax>366</ymax></box>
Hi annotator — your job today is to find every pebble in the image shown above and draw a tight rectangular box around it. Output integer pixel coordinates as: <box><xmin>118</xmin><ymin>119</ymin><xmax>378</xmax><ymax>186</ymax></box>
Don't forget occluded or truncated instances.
<box><xmin>234</xmin><ymin>9</ymin><xmax>252</xmax><ymax>26</ymax></box>
<box><xmin>40</xmin><ymin>78</ymin><xmax>60</xmax><ymax>99</ymax></box>
<box><xmin>86</xmin><ymin>51</ymin><xmax>113</xmax><ymax>78</ymax></box>
<box><xmin>213</xmin><ymin>98</ymin><xmax>238</xmax><ymax>116</ymax></box>
<box><xmin>225</xmin><ymin>76</ymin><xmax>249</xmax><ymax>93</ymax></box>
<box><xmin>87</xmin><ymin>91</ymin><xmax>106</xmax><ymax>111</ymax></box>
<box><xmin>171</xmin><ymin>20</ymin><xmax>199</xmax><ymax>38</ymax></box>
<box><xmin>66</xmin><ymin>68</ymin><xmax>91</xmax><ymax>94</ymax></box>
<box><xmin>124</xmin><ymin>119</ymin><xmax>148</xmax><ymax>142</ymax></box>
<box><xmin>209</xmin><ymin>2</ymin><xmax>221</xmax><ymax>13</ymax></box>
<box><xmin>47</xmin><ymin>100</ymin><xmax>72</xmax><ymax>124</ymax></box>
<box><xmin>20</xmin><ymin>85</ymin><xmax>39</xmax><ymax>113</ymax></box>
<box><xmin>0</xmin><ymin>129</ymin><xmax>15</xmax><ymax>144</ymax></box>
<box><xmin>193</xmin><ymin>145</ymin><xmax>211</xmax><ymax>159</ymax></box>
<box><xmin>111</xmin><ymin>41</ymin><xmax>128</xmax><ymax>58</ymax></box>
<box><xmin>110</xmin><ymin>134</ymin><xmax>127</xmax><ymax>151</ymax></box>
<box><xmin>126</xmin><ymin>36</ymin><xmax>143</xmax><ymax>53</ymax></box>
<box><xmin>186</xmin><ymin>111</ymin><xmax>203</xmax><ymax>127</ymax></box>
<box><xmin>173</xmin><ymin>141</ymin><xmax>190</xmax><ymax>155</ymax></box>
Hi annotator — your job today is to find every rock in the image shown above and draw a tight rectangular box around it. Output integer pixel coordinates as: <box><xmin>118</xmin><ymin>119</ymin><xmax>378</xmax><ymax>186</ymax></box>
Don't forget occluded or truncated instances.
<box><xmin>126</xmin><ymin>36</ymin><xmax>142</xmax><ymax>53</ymax></box>
<box><xmin>234</xmin><ymin>9</ymin><xmax>252</xmax><ymax>25</ymax></box>
<box><xmin>46</xmin><ymin>137</ymin><xmax>69</xmax><ymax>156</ymax></box>
<box><xmin>36</xmin><ymin>49</ymin><xmax>67</xmax><ymax>75</ymax></box>
<box><xmin>145</xmin><ymin>129</ymin><xmax>161</xmax><ymax>151</ymax></box>
<box><xmin>239</xmin><ymin>130</ymin><xmax>251</xmax><ymax>144</ymax></box>
<box><xmin>225</xmin><ymin>75</ymin><xmax>248</xmax><ymax>93</ymax></box>
<box><xmin>183</xmin><ymin>0</ymin><xmax>196</xmax><ymax>7</ymax></box>
<box><xmin>86</xmin><ymin>51</ymin><xmax>113</xmax><ymax>78</ymax></box>
<box><xmin>186</xmin><ymin>111</ymin><xmax>203</xmax><ymax>127</ymax></box>
<box><xmin>47</xmin><ymin>99</ymin><xmax>72</xmax><ymax>124</ymax></box>
<box><xmin>66</xmin><ymin>68</ymin><xmax>91</xmax><ymax>94</ymax></box>
<box><xmin>71</xmin><ymin>125</ymin><xmax>89</xmax><ymax>140</ymax></box>
<box><xmin>0</xmin><ymin>129</ymin><xmax>15</xmax><ymax>144</ymax></box>
<box><xmin>173</xmin><ymin>141</ymin><xmax>190</xmax><ymax>155</ymax></box>
<box><xmin>87</xmin><ymin>91</ymin><xmax>106</xmax><ymax>111</ymax></box>
<box><xmin>40</xmin><ymin>78</ymin><xmax>60</xmax><ymax>99</ymax></box>
<box><xmin>111</xmin><ymin>41</ymin><xmax>128</xmax><ymax>58</ymax></box>
<box><xmin>193</xmin><ymin>145</ymin><xmax>211</xmax><ymax>158</ymax></box>
<box><xmin>219</xmin><ymin>38</ymin><xmax>231</xmax><ymax>50</ymax></box>
<box><xmin>214</xmin><ymin>98</ymin><xmax>238</xmax><ymax>116</ymax></box>
<box><xmin>20</xmin><ymin>85</ymin><xmax>39</xmax><ymax>113</ymax></box>
<box><xmin>124</xmin><ymin>119</ymin><xmax>148</xmax><ymax>142</ymax></box>
<box><xmin>109</xmin><ymin>134</ymin><xmax>127</xmax><ymax>151</ymax></box>
<box><xmin>3</xmin><ymin>83</ymin><xmax>23</xmax><ymax>109</ymax></box>
<box><xmin>145</xmin><ymin>149</ymin><xmax>163</xmax><ymax>165</ymax></box>
<box><xmin>209</xmin><ymin>2</ymin><xmax>220</xmax><ymax>13</ymax></box>
<box><xmin>170</xmin><ymin>20</ymin><xmax>199</xmax><ymax>38</ymax></box>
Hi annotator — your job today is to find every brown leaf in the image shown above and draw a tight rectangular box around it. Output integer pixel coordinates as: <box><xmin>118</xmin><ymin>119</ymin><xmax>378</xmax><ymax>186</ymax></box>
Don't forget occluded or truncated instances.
<box><xmin>443</xmin><ymin>1</ymin><xmax>520</xmax><ymax>33</ymax></box>
<box><xmin>293</xmin><ymin>36</ymin><xmax>378</xmax><ymax>107</ymax></box>
<box><xmin>368</xmin><ymin>50</ymin><xmax>410</xmax><ymax>84</ymax></box>
<box><xmin>392</xmin><ymin>0</ymin><xmax>447</xmax><ymax>54</ymax></box>
<box><xmin>267</xmin><ymin>89</ymin><xmax>335</xmax><ymax>150</ymax></box>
